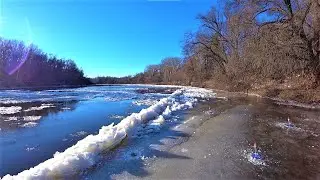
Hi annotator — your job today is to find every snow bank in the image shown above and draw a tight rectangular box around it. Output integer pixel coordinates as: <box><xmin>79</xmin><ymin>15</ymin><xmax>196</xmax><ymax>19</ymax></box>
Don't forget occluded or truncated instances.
<box><xmin>1</xmin><ymin>87</ymin><xmax>216</xmax><ymax>180</ymax></box>
<box><xmin>0</xmin><ymin>106</ymin><xmax>22</xmax><ymax>115</ymax></box>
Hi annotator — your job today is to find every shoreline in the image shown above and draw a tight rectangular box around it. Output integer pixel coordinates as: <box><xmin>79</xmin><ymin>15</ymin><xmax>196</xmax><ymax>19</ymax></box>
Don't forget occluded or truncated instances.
<box><xmin>1</xmin><ymin>83</ymin><xmax>319</xmax><ymax>110</ymax></box>
<box><xmin>91</xmin><ymin>95</ymin><xmax>320</xmax><ymax>179</ymax></box>
<box><xmin>209</xmin><ymin>88</ymin><xmax>320</xmax><ymax>110</ymax></box>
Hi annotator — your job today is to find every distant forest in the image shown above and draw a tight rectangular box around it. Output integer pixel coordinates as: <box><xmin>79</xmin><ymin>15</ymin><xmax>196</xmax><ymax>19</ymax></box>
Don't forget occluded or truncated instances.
<box><xmin>96</xmin><ymin>0</ymin><xmax>320</xmax><ymax>103</ymax></box>
<box><xmin>0</xmin><ymin>38</ymin><xmax>90</xmax><ymax>88</ymax></box>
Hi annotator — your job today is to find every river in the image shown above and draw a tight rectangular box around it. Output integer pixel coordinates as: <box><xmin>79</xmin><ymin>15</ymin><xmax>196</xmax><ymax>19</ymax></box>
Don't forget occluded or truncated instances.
<box><xmin>0</xmin><ymin>85</ymin><xmax>177</xmax><ymax>177</ymax></box>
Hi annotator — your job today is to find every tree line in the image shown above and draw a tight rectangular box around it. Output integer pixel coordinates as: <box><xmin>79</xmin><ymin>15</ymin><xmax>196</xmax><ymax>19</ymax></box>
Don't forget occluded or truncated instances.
<box><xmin>0</xmin><ymin>38</ymin><xmax>90</xmax><ymax>88</ymax></box>
<box><xmin>2</xmin><ymin>0</ymin><xmax>318</xmax><ymax>93</ymax></box>
<box><xmin>99</xmin><ymin>0</ymin><xmax>320</xmax><ymax>93</ymax></box>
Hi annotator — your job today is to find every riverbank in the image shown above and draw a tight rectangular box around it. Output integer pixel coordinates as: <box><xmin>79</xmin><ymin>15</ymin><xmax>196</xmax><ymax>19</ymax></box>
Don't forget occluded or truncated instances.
<box><xmin>88</xmin><ymin>91</ymin><xmax>320</xmax><ymax>180</ymax></box>
<box><xmin>131</xmin><ymin>82</ymin><xmax>320</xmax><ymax>110</ymax></box>
<box><xmin>203</xmin><ymin>77</ymin><xmax>320</xmax><ymax>108</ymax></box>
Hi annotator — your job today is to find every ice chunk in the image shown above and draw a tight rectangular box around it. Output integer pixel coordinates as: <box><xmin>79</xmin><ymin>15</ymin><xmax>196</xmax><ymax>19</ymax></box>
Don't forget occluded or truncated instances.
<box><xmin>20</xmin><ymin>122</ymin><xmax>38</xmax><ymax>128</ymax></box>
<box><xmin>23</xmin><ymin>116</ymin><xmax>42</xmax><ymax>121</ymax></box>
<box><xmin>0</xmin><ymin>106</ymin><xmax>22</xmax><ymax>115</ymax></box>
<box><xmin>24</xmin><ymin>104</ymin><xmax>55</xmax><ymax>112</ymax></box>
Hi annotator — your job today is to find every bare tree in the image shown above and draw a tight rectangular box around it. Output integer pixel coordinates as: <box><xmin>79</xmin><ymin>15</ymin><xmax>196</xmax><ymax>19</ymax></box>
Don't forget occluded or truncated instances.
<box><xmin>160</xmin><ymin>57</ymin><xmax>182</xmax><ymax>83</ymax></box>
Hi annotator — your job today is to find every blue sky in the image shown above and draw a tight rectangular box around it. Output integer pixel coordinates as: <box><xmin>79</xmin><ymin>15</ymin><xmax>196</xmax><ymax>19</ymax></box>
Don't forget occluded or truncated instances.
<box><xmin>0</xmin><ymin>0</ymin><xmax>217</xmax><ymax>77</ymax></box>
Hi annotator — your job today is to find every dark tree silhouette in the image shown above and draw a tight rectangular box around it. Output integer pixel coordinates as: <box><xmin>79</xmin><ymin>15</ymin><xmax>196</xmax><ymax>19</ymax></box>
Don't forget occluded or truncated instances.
<box><xmin>0</xmin><ymin>38</ymin><xmax>90</xmax><ymax>88</ymax></box>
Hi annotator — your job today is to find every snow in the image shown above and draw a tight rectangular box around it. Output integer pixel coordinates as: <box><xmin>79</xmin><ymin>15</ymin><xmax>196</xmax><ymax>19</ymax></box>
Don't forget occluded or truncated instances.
<box><xmin>23</xmin><ymin>116</ymin><xmax>42</xmax><ymax>121</ymax></box>
<box><xmin>4</xmin><ymin>117</ymin><xmax>19</xmax><ymax>122</ymax></box>
<box><xmin>3</xmin><ymin>116</ymin><xmax>41</xmax><ymax>122</ymax></box>
<box><xmin>104</xmin><ymin>97</ymin><xmax>132</xmax><ymax>102</ymax></box>
<box><xmin>24</xmin><ymin>104</ymin><xmax>55</xmax><ymax>112</ymax></box>
<box><xmin>0</xmin><ymin>106</ymin><xmax>22</xmax><ymax>115</ymax></box>
<box><xmin>132</xmin><ymin>99</ymin><xmax>158</xmax><ymax>106</ymax></box>
<box><xmin>70</xmin><ymin>131</ymin><xmax>88</xmax><ymax>137</ymax></box>
<box><xmin>0</xmin><ymin>98</ymin><xmax>29</xmax><ymax>104</ymax></box>
<box><xmin>1</xmin><ymin>87</ymin><xmax>216</xmax><ymax>180</ymax></box>
<box><xmin>20</xmin><ymin>122</ymin><xmax>38</xmax><ymax>128</ymax></box>
<box><xmin>26</xmin><ymin>147</ymin><xmax>37</xmax><ymax>151</ymax></box>
<box><xmin>109</xmin><ymin>115</ymin><xmax>125</xmax><ymax>120</ymax></box>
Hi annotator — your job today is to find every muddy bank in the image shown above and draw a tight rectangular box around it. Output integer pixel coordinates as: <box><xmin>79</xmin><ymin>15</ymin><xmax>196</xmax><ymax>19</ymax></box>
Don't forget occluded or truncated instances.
<box><xmin>210</xmin><ymin>88</ymin><xmax>320</xmax><ymax>110</ymax></box>
<box><xmin>86</xmin><ymin>93</ymin><xmax>320</xmax><ymax>180</ymax></box>
<box><xmin>134</xmin><ymin>87</ymin><xmax>180</xmax><ymax>94</ymax></box>
<box><xmin>204</xmin><ymin>79</ymin><xmax>320</xmax><ymax>108</ymax></box>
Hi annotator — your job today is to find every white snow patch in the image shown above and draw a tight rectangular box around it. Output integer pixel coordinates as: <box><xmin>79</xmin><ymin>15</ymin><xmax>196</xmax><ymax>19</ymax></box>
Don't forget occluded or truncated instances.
<box><xmin>132</xmin><ymin>99</ymin><xmax>158</xmax><ymax>106</ymax></box>
<box><xmin>216</xmin><ymin>96</ymin><xmax>228</xmax><ymax>100</ymax></box>
<box><xmin>0</xmin><ymin>106</ymin><xmax>22</xmax><ymax>115</ymax></box>
<box><xmin>20</xmin><ymin>122</ymin><xmax>38</xmax><ymax>128</ymax></box>
<box><xmin>109</xmin><ymin>115</ymin><xmax>125</xmax><ymax>120</ymax></box>
<box><xmin>23</xmin><ymin>116</ymin><xmax>42</xmax><ymax>121</ymax></box>
<box><xmin>26</xmin><ymin>147</ymin><xmax>37</xmax><ymax>151</ymax></box>
<box><xmin>181</xmin><ymin>148</ymin><xmax>188</xmax><ymax>153</ymax></box>
<box><xmin>140</xmin><ymin>115</ymin><xmax>166</xmax><ymax>134</ymax></box>
<box><xmin>0</xmin><ymin>99</ymin><xmax>29</xmax><ymax>104</ymax></box>
<box><xmin>24</xmin><ymin>104</ymin><xmax>55</xmax><ymax>112</ymax></box>
<box><xmin>104</xmin><ymin>97</ymin><xmax>132</xmax><ymax>102</ymax></box>
<box><xmin>1</xmin><ymin>87</ymin><xmax>216</xmax><ymax>179</ymax></box>
<box><xmin>70</xmin><ymin>131</ymin><xmax>88</xmax><ymax>137</ymax></box>
<box><xmin>4</xmin><ymin>117</ymin><xmax>19</xmax><ymax>122</ymax></box>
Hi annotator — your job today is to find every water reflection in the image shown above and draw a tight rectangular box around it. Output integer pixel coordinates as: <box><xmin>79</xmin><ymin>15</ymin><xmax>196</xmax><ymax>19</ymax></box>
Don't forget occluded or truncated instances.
<box><xmin>0</xmin><ymin>100</ymin><xmax>78</xmax><ymax>131</ymax></box>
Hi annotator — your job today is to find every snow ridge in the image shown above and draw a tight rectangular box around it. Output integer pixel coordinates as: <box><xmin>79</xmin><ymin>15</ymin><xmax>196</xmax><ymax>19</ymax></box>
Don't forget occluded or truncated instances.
<box><xmin>1</xmin><ymin>87</ymin><xmax>215</xmax><ymax>180</ymax></box>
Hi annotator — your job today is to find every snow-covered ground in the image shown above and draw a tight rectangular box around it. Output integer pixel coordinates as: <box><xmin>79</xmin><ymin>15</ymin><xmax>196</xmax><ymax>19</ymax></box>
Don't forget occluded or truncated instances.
<box><xmin>1</xmin><ymin>87</ymin><xmax>216</xmax><ymax>179</ymax></box>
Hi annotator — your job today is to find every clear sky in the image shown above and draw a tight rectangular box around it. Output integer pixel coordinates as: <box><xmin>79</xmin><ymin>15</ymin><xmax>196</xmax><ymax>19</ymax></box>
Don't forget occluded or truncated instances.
<box><xmin>0</xmin><ymin>0</ymin><xmax>217</xmax><ymax>77</ymax></box>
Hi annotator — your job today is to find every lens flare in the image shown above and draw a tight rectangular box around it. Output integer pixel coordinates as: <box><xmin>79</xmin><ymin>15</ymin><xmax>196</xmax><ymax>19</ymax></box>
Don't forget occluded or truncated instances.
<box><xmin>6</xmin><ymin>17</ymin><xmax>33</xmax><ymax>76</ymax></box>
<box><xmin>7</xmin><ymin>46</ymin><xmax>31</xmax><ymax>75</ymax></box>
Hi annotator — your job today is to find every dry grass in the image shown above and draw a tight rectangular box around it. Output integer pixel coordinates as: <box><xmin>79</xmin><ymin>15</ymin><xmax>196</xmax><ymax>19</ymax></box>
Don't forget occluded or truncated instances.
<box><xmin>203</xmin><ymin>75</ymin><xmax>320</xmax><ymax>105</ymax></box>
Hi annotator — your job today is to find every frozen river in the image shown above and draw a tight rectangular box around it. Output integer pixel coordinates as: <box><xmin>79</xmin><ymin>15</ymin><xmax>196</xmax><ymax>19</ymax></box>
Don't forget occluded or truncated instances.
<box><xmin>0</xmin><ymin>85</ymin><xmax>215</xmax><ymax>179</ymax></box>
<box><xmin>1</xmin><ymin>86</ymin><xmax>319</xmax><ymax>179</ymax></box>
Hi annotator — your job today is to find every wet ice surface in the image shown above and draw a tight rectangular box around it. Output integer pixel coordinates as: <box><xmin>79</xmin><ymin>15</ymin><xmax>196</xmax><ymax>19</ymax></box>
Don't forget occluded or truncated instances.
<box><xmin>0</xmin><ymin>85</ymin><xmax>172</xmax><ymax>176</ymax></box>
<box><xmin>85</xmin><ymin>96</ymin><xmax>320</xmax><ymax>180</ymax></box>
<box><xmin>84</xmin><ymin>113</ymin><xmax>191</xmax><ymax>180</ymax></box>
